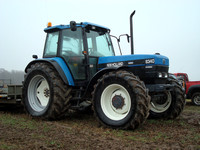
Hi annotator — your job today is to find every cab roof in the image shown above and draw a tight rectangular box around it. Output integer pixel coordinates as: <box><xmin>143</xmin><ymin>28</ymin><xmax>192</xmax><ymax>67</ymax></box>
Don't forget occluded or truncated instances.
<box><xmin>44</xmin><ymin>22</ymin><xmax>110</xmax><ymax>33</ymax></box>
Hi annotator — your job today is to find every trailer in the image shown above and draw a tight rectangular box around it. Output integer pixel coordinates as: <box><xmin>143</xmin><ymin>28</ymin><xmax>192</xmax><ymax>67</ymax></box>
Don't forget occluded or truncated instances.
<box><xmin>0</xmin><ymin>84</ymin><xmax>22</xmax><ymax>104</ymax></box>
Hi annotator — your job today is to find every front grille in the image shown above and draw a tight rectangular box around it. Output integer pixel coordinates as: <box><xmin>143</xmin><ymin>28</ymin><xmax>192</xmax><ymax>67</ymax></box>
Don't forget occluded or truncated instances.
<box><xmin>124</xmin><ymin>65</ymin><xmax>168</xmax><ymax>84</ymax></box>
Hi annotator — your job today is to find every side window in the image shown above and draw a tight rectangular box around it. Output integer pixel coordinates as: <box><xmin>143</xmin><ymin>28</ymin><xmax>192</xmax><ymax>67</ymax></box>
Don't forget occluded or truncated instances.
<box><xmin>96</xmin><ymin>34</ymin><xmax>113</xmax><ymax>56</ymax></box>
<box><xmin>87</xmin><ymin>38</ymin><xmax>92</xmax><ymax>50</ymax></box>
<box><xmin>44</xmin><ymin>32</ymin><xmax>59</xmax><ymax>57</ymax></box>
<box><xmin>61</xmin><ymin>28</ymin><xmax>84</xmax><ymax>56</ymax></box>
<box><xmin>87</xmin><ymin>38</ymin><xmax>94</xmax><ymax>55</ymax></box>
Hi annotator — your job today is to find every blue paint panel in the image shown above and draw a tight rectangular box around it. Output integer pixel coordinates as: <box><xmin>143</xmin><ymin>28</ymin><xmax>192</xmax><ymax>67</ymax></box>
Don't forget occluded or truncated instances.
<box><xmin>44</xmin><ymin>22</ymin><xmax>110</xmax><ymax>32</ymax></box>
<box><xmin>98</xmin><ymin>54</ymin><xmax>169</xmax><ymax>66</ymax></box>
<box><xmin>46</xmin><ymin>57</ymin><xmax>75</xmax><ymax>86</ymax></box>
<box><xmin>81</xmin><ymin>22</ymin><xmax>110</xmax><ymax>30</ymax></box>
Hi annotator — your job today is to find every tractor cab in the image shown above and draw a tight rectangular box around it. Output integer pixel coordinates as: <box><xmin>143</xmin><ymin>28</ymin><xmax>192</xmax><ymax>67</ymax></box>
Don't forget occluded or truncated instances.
<box><xmin>43</xmin><ymin>22</ymin><xmax>114</xmax><ymax>84</ymax></box>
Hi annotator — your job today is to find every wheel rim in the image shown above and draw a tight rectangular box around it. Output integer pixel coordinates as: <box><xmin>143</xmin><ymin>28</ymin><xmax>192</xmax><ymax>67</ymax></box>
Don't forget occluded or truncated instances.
<box><xmin>150</xmin><ymin>91</ymin><xmax>172</xmax><ymax>113</ymax></box>
<box><xmin>101</xmin><ymin>84</ymin><xmax>131</xmax><ymax>121</ymax></box>
<box><xmin>28</xmin><ymin>75</ymin><xmax>50</xmax><ymax>112</ymax></box>
<box><xmin>193</xmin><ymin>94</ymin><xmax>200</xmax><ymax>105</ymax></box>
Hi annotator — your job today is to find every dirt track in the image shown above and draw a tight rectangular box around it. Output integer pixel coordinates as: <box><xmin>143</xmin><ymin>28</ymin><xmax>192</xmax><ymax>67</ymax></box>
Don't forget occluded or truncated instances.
<box><xmin>0</xmin><ymin>102</ymin><xmax>200</xmax><ymax>150</ymax></box>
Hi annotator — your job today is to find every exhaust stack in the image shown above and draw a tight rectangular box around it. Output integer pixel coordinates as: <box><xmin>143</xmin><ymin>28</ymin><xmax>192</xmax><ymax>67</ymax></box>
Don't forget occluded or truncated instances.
<box><xmin>130</xmin><ymin>10</ymin><xmax>136</xmax><ymax>54</ymax></box>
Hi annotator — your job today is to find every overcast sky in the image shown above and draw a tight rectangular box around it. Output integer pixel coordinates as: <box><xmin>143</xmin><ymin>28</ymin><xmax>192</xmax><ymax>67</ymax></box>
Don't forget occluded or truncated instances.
<box><xmin>0</xmin><ymin>0</ymin><xmax>200</xmax><ymax>81</ymax></box>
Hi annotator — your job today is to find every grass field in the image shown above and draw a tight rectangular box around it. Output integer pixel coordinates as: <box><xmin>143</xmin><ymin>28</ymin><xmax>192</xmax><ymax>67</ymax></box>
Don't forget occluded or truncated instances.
<box><xmin>0</xmin><ymin>101</ymin><xmax>199</xmax><ymax>150</ymax></box>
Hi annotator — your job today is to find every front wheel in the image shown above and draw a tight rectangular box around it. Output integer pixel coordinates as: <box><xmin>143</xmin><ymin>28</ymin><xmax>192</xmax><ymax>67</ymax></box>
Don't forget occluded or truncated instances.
<box><xmin>149</xmin><ymin>77</ymin><xmax>185</xmax><ymax>119</ymax></box>
<box><xmin>150</xmin><ymin>91</ymin><xmax>172</xmax><ymax>114</ymax></box>
<box><xmin>191</xmin><ymin>92</ymin><xmax>200</xmax><ymax>106</ymax></box>
<box><xmin>92</xmin><ymin>70</ymin><xmax>150</xmax><ymax>130</ymax></box>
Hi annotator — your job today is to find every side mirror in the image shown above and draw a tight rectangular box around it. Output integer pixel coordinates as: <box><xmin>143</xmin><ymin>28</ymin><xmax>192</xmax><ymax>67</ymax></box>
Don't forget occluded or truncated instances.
<box><xmin>119</xmin><ymin>34</ymin><xmax>130</xmax><ymax>43</ymax></box>
<box><xmin>32</xmin><ymin>55</ymin><xmax>38</xmax><ymax>59</ymax></box>
<box><xmin>70</xmin><ymin>21</ymin><xmax>77</xmax><ymax>31</ymax></box>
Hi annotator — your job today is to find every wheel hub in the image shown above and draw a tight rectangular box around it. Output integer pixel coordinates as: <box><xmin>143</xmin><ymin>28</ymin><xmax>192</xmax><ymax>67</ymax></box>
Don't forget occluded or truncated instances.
<box><xmin>112</xmin><ymin>95</ymin><xmax>125</xmax><ymax>109</ymax></box>
<box><xmin>155</xmin><ymin>94</ymin><xmax>168</xmax><ymax>105</ymax></box>
<box><xmin>43</xmin><ymin>88</ymin><xmax>50</xmax><ymax>98</ymax></box>
<box><xmin>100</xmin><ymin>84</ymin><xmax>131</xmax><ymax>121</ymax></box>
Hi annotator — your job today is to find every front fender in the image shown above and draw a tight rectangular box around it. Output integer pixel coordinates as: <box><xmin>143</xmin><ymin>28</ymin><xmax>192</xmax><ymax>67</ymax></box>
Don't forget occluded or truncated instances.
<box><xmin>85</xmin><ymin>66</ymin><xmax>128</xmax><ymax>97</ymax></box>
<box><xmin>25</xmin><ymin>57</ymin><xmax>74</xmax><ymax>86</ymax></box>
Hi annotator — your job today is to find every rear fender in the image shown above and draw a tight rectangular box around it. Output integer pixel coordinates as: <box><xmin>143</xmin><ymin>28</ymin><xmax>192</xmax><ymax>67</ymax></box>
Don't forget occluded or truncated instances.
<box><xmin>25</xmin><ymin>58</ymin><xmax>74</xmax><ymax>86</ymax></box>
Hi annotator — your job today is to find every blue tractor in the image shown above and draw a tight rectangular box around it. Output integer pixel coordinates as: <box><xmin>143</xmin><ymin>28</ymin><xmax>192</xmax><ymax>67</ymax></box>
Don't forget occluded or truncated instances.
<box><xmin>23</xmin><ymin>11</ymin><xmax>185</xmax><ymax>129</ymax></box>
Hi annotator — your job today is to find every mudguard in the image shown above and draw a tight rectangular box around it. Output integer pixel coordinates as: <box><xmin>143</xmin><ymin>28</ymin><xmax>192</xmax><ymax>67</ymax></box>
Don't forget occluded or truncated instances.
<box><xmin>85</xmin><ymin>66</ymin><xmax>127</xmax><ymax>96</ymax></box>
<box><xmin>25</xmin><ymin>57</ymin><xmax>75</xmax><ymax>86</ymax></box>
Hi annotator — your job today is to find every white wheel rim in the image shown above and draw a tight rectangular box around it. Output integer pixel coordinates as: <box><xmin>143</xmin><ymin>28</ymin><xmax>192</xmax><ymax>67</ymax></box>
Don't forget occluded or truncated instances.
<box><xmin>101</xmin><ymin>84</ymin><xmax>131</xmax><ymax>121</ymax></box>
<box><xmin>28</xmin><ymin>75</ymin><xmax>50</xmax><ymax>112</ymax></box>
<box><xmin>150</xmin><ymin>91</ymin><xmax>172</xmax><ymax>113</ymax></box>
<box><xmin>193</xmin><ymin>95</ymin><xmax>200</xmax><ymax>105</ymax></box>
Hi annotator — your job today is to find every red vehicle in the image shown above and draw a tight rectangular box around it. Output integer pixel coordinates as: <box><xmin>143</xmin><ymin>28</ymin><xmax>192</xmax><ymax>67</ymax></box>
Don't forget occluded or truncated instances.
<box><xmin>174</xmin><ymin>73</ymin><xmax>200</xmax><ymax>106</ymax></box>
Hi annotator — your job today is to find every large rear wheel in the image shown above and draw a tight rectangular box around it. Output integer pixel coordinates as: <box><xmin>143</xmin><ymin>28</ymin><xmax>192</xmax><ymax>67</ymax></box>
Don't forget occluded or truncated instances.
<box><xmin>27</xmin><ymin>75</ymin><xmax>50</xmax><ymax>112</ymax></box>
<box><xmin>23</xmin><ymin>62</ymin><xmax>72</xmax><ymax>120</ymax></box>
<box><xmin>92</xmin><ymin>70</ymin><xmax>150</xmax><ymax>130</ymax></box>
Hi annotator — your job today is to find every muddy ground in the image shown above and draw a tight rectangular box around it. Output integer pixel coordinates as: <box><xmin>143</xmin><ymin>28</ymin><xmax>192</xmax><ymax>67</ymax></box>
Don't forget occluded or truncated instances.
<box><xmin>0</xmin><ymin>101</ymin><xmax>199</xmax><ymax>150</ymax></box>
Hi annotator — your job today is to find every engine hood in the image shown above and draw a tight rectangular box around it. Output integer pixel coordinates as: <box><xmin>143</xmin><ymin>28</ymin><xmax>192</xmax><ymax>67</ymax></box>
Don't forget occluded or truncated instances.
<box><xmin>98</xmin><ymin>54</ymin><xmax>169</xmax><ymax>67</ymax></box>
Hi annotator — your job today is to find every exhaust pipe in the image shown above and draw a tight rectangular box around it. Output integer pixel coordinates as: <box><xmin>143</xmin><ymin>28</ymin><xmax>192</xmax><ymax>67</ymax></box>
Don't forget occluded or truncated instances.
<box><xmin>130</xmin><ymin>10</ymin><xmax>136</xmax><ymax>54</ymax></box>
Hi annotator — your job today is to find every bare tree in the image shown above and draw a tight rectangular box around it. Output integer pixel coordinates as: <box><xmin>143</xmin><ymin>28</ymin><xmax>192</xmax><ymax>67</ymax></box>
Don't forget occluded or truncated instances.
<box><xmin>0</xmin><ymin>68</ymin><xmax>24</xmax><ymax>85</ymax></box>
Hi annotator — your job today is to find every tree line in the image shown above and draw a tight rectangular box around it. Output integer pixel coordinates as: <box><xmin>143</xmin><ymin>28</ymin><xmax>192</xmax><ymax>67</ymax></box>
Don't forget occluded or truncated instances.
<box><xmin>0</xmin><ymin>68</ymin><xmax>24</xmax><ymax>85</ymax></box>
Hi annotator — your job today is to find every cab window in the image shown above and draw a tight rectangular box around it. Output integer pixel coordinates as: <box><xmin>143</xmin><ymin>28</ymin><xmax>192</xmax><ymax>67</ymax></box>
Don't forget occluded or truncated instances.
<box><xmin>43</xmin><ymin>32</ymin><xmax>59</xmax><ymax>57</ymax></box>
<box><xmin>60</xmin><ymin>28</ymin><xmax>85</xmax><ymax>80</ymax></box>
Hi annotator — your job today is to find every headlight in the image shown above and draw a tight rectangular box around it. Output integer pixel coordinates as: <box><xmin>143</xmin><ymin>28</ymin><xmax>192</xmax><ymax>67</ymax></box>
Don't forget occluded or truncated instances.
<box><xmin>157</xmin><ymin>72</ymin><xmax>168</xmax><ymax>78</ymax></box>
<box><xmin>158</xmin><ymin>72</ymin><xmax>163</xmax><ymax>78</ymax></box>
<box><xmin>163</xmin><ymin>73</ymin><xmax>168</xmax><ymax>78</ymax></box>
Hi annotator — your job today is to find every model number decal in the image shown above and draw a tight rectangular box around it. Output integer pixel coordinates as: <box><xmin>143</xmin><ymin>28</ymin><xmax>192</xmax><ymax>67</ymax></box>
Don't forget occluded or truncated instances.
<box><xmin>107</xmin><ymin>62</ymin><xmax>124</xmax><ymax>67</ymax></box>
<box><xmin>145</xmin><ymin>59</ymin><xmax>155</xmax><ymax>64</ymax></box>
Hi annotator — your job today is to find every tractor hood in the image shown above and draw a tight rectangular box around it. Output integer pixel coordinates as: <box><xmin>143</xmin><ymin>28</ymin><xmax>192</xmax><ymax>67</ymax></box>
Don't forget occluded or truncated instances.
<box><xmin>98</xmin><ymin>54</ymin><xmax>169</xmax><ymax>68</ymax></box>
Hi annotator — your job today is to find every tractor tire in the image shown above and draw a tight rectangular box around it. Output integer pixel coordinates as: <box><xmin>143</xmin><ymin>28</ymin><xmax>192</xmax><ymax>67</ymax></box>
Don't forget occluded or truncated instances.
<box><xmin>92</xmin><ymin>70</ymin><xmax>150</xmax><ymax>130</ymax></box>
<box><xmin>191</xmin><ymin>92</ymin><xmax>200</xmax><ymax>106</ymax></box>
<box><xmin>22</xmin><ymin>62</ymin><xmax>72</xmax><ymax>120</ymax></box>
<box><xmin>149</xmin><ymin>76</ymin><xmax>185</xmax><ymax>119</ymax></box>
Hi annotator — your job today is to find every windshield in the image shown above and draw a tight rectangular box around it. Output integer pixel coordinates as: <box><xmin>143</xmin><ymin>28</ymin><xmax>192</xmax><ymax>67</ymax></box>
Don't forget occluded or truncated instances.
<box><xmin>86</xmin><ymin>28</ymin><xmax>115</xmax><ymax>57</ymax></box>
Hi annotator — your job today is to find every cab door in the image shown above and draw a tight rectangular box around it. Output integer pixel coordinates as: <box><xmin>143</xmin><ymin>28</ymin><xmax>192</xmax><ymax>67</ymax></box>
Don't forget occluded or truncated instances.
<box><xmin>60</xmin><ymin>28</ymin><xmax>87</xmax><ymax>81</ymax></box>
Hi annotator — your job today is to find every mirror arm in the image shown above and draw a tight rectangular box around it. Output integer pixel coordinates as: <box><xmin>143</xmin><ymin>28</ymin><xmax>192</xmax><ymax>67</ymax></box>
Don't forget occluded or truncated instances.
<box><xmin>110</xmin><ymin>35</ymin><xmax>122</xmax><ymax>55</ymax></box>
